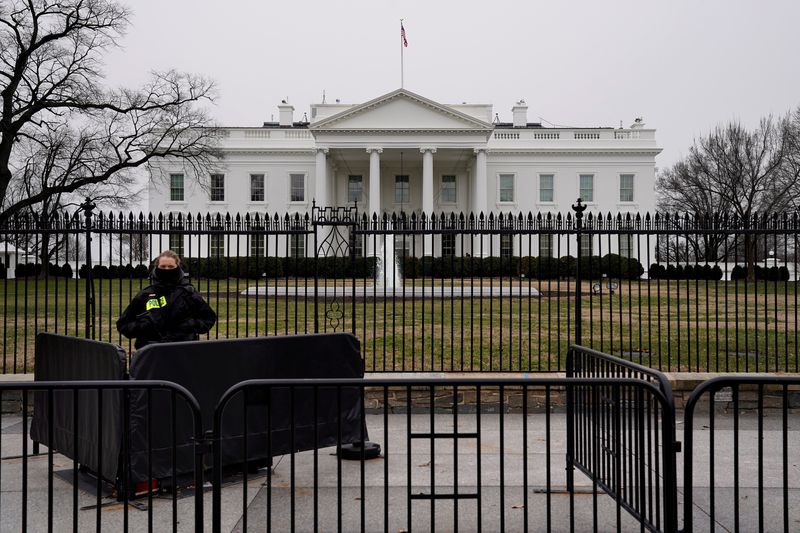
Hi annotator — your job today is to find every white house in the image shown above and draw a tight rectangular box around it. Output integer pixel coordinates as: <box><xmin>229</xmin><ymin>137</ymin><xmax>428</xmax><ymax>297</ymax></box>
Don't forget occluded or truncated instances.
<box><xmin>148</xmin><ymin>88</ymin><xmax>661</xmax><ymax>259</ymax></box>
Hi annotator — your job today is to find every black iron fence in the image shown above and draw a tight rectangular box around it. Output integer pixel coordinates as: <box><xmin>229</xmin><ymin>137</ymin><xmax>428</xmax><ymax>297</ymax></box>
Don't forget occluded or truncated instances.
<box><xmin>2</xmin><ymin>363</ymin><xmax>800</xmax><ymax>531</ymax></box>
<box><xmin>1</xmin><ymin>202</ymin><xmax>798</xmax><ymax>373</ymax></box>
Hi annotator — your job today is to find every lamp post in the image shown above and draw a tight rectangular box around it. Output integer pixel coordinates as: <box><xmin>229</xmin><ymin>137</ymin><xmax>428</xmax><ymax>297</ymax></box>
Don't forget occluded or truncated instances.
<box><xmin>80</xmin><ymin>197</ymin><xmax>96</xmax><ymax>339</ymax></box>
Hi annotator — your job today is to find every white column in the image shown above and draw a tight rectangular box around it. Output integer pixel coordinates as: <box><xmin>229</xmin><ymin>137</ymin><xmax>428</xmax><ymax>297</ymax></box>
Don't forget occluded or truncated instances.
<box><xmin>421</xmin><ymin>147</ymin><xmax>436</xmax><ymax>214</ymax></box>
<box><xmin>473</xmin><ymin>148</ymin><xmax>487</xmax><ymax>215</ymax></box>
<box><xmin>315</xmin><ymin>148</ymin><xmax>328</xmax><ymax>208</ymax></box>
<box><xmin>474</xmin><ymin>148</ymin><xmax>488</xmax><ymax>256</ymax></box>
<box><xmin>367</xmin><ymin>148</ymin><xmax>382</xmax><ymax>217</ymax></box>
<box><xmin>366</xmin><ymin>147</ymin><xmax>382</xmax><ymax>258</ymax></box>
<box><xmin>421</xmin><ymin>147</ymin><xmax>436</xmax><ymax>256</ymax></box>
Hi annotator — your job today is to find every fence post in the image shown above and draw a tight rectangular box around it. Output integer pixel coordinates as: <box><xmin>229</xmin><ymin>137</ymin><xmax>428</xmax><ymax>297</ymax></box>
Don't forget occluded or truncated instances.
<box><xmin>80</xmin><ymin>198</ymin><xmax>96</xmax><ymax>339</ymax></box>
<box><xmin>572</xmin><ymin>198</ymin><xmax>586</xmax><ymax>346</ymax></box>
<box><xmin>312</xmin><ymin>200</ymin><xmax>319</xmax><ymax>334</ymax></box>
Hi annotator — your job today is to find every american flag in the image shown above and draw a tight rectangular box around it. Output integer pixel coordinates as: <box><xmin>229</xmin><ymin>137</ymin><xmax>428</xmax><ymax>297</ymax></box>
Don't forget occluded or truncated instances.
<box><xmin>401</xmin><ymin>23</ymin><xmax>408</xmax><ymax>47</ymax></box>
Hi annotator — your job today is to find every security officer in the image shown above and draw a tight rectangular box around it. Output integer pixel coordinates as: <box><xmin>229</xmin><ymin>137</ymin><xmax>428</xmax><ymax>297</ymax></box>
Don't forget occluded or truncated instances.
<box><xmin>117</xmin><ymin>250</ymin><xmax>217</xmax><ymax>349</ymax></box>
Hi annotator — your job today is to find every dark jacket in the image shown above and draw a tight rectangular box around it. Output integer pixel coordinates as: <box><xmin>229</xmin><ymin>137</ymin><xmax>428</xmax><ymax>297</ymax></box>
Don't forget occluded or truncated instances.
<box><xmin>116</xmin><ymin>269</ymin><xmax>217</xmax><ymax>349</ymax></box>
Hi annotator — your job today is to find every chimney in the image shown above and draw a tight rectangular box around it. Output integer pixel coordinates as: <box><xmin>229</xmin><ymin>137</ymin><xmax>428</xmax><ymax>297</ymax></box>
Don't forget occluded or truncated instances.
<box><xmin>630</xmin><ymin>117</ymin><xmax>645</xmax><ymax>129</ymax></box>
<box><xmin>512</xmin><ymin>100</ymin><xmax>528</xmax><ymax>128</ymax></box>
<box><xmin>278</xmin><ymin>100</ymin><xmax>294</xmax><ymax>127</ymax></box>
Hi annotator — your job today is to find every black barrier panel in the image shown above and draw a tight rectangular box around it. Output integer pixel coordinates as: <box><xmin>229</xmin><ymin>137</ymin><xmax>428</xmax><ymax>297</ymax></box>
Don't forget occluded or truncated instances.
<box><xmin>566</xmin><ymin>345</ymin><xmax>679</xmax><ymax>533</ymax></box>
<box><xmin>30</xmin><ymin>333</ymin><xmax>127</xmax><ymax>482</ymax></box>
<box><xmin>210</xmin><ymin>378</ymin><xmax>678</xmax><ymax>533</ymax></box>
<box><xmin>683</xmin><ymin>376</ymin><xmax>800</xmax><ymax>533</ymax></box>
<box><xmin>128</xmin><ymin>333</ymin><xmax>365</xmax><ymax>483</ymax></box>
<box><xmin>2</xmin><ymin>381</ymin><xmax>204</xmax><ymax>533</ymax></box>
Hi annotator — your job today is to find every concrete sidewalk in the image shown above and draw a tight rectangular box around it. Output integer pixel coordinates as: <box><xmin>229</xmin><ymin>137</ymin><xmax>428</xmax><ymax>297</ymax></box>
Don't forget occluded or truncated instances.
<box><xmin>1</xmin><ymin>410</ymin><xmax>799</xmax><ymax>532</ymax></box>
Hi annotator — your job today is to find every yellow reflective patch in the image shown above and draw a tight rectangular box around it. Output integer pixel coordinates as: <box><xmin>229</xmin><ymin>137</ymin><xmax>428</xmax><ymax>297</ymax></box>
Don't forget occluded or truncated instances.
<box><xmin>145</xmin><ymin>296</ymin><xmax>168</xmax><ymax>311</ymax></box>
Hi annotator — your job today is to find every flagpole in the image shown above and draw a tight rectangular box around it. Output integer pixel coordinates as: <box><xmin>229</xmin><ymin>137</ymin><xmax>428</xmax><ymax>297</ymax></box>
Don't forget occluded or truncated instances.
<box><xmin>400</xmin><ymin>19</ymin><xmax>404</xmax><ymax>88</ymax></box>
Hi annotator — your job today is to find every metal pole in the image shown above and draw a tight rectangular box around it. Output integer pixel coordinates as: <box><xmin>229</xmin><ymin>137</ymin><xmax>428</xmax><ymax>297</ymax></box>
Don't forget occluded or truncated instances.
<box><xmin>400</xmin><ymin>19</ymin><xmax>404</xmax><ymax>88</ymax></box>
<box><xmin>312</xmin><ymin>201</ymin><xmax>319</xmax><ymax>334</ymax></box>
<box><xmin>573</xmin><ymin>198</ymin><xmax>586</xmax><ymax>346</ymax></box>
<box><xmin>81</xmin><ymin>197</ymin><xmax>96</xmax><ymax>339</ymax></box>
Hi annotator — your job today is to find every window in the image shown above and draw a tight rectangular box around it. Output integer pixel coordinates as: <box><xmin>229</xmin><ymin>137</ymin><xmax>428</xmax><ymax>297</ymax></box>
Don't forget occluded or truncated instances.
<box><xmin>441</xmin><ymin>233</ymin><xmax>456</xmax><ymax>257</ymax></box>
<box><xmin>619</xmin><ymin>234</ymin><xmax>633</xmax><ymax>258</ymax></box>
<box><xmin>170</xmin><ymin>173</ymin><xmax>184</xmax><ymax>202</ymax></box>
<box><xmin>250</xmin><ymin>174</ymin><xmax>265</xmax><ymax>202</ymax></box>
<box><xmin>539</xmin><ymin>174</ymin><xmax>554</xmax><ymax>203</ymax></box>
<box><xmin>395</xmin><ymin>175</ymin><xmax>409</xmax><ymax>204</ymax></box>
<box><xmin>210</xmin><ymin>174</ymin><xmax>225</xmax><ymax>202</ymax></box>
<box><xmin>619</xmin><ymin>174</ymin><xmax>634</xmax><ymax>202</ymax></box>
<box><xmin>394</xmin><ymin>235</ymin><xmax>412</xmax><ymax>257</ymax></box>
<box><xmin>441</xmin><ymin>175</ymin><xmax>456</xmax><ymax>204</ymax></box>
<box><xmin>500</xmin><ymin>234</ymin><xmax>513</xmax><ymax>258</ymax></box>
<box><xmin>250</xmin><ymin>228</ymin><xmax>265</xmax><ymax>257</ymax></box>
<box><xmin>209</xmin><ymin>233</ymin><xmax>224</xmax><ymax>257</ymax></box>
<box><xmin>349</xmin><ymin>228</ymin><xmax>363</xmax><ymax>257</ymax></box>
<box><xmin>579</xmin><ymin>174</ymin><xmax>594</xmax><ymax>202</ymax></box>
<box><xmin>290</xmin><ymin>173</ymin><xmax>305</xmax><ymax>202</ymax></box>
<box><xmin>539</xmin><ymin>234</ymin><xmax>553</xmax><ymax>257</ymax></box>
<box><xmin>499</xmin><ymin>174</ymin><xmax>515</xmax><ymax>203</ymax></box>
<box><xmin>290</xmin><ymin>234</ymin><xmax>305</xmax><ymax>258</ymax></box>
<box><xmin>579</xmin><ymin>234</ymin><xmax>593</xmax><ymax>257</ymax></box>
<box><xmin>348</xmin><ymin>175</ymin><xmax>363</xmax><ymax>203</ymax></box>
<box><xmin>168</xmin><ymin>233</ymin><xmax>184</xmax><ymax>257</ymax></box>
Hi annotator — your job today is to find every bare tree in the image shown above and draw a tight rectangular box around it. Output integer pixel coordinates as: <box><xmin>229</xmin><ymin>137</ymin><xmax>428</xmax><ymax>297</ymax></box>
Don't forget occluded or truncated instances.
<box><xmin>0</xmin><ymin>0</ymin><xmax>221</xmax><ymax>226</ymax></box>
<box><xmin>656</xmin><ymin>112</ymin><xmax>800</xmax><ymax>272</ymax></box>
<box><xmin>119</xmin><ymin>232</ymin><xmax>150</xmax><ymax>264</ymax></box>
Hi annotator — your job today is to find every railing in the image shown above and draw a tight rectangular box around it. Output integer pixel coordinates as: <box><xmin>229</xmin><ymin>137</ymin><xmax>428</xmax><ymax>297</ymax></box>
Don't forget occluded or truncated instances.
<box><xmin>0</xmin><ymin>207</ymin><xmax>798</xmax><ymax>374</ymax></box>
<box><xmin>682</xmin><ymin>376</ymin><xmax>800</xmax><ymax>533</ymax></box>
<box><xmin>566</xmin><ymin>344</ymin><xmax>675</xmax><ymax>408</ymax></box>
<box><xmin>3</xmin><ymin>369</ymin><xmax>800</xmax><ymax>530</ymax></box>
<box><xmin>210</xmin><ymin>377</ymin><xmax>675</xmax><ymax>532</ymax></box>
<box><xmin>490</xmin><ymin>129</ymin><xmax>655</xmax><ymax>142</ymax></box>
<box><xmin>0</xmin><ymin>380</ymin><xmax>204</xmax><ymax>533</ymax></box>
<box><xmin>566</xmin><ymin>345</ymin><xmax>679</xmax><ymax>532</ymax></box>
<box><xmin>283</xmin><ymin>130</ymin><xmax>312</xmax><ymax>139</ymax></box>
<box><xmin>243</xmin><ymin>130</ymin><xmax>271</xmax><ymax>139</ymax></box>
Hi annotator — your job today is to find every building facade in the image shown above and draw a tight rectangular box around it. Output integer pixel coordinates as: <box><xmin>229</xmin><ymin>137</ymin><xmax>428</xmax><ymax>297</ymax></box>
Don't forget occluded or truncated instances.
<box><xmin>148</xmin><ymin>88</ymin><xmax>661</xmax><ymax>258</ymax></box>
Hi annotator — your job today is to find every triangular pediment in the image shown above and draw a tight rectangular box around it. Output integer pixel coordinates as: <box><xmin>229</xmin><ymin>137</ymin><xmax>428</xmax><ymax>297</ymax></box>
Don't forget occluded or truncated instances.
<box><xmin>310</xmin><ymin>89</ymin><xmax>493</xmax><ymax>132</ymax></box>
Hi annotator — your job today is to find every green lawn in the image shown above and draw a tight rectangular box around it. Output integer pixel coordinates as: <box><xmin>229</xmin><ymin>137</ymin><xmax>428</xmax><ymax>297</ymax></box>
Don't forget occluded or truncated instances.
<box><xmin>0</xmin><ymin>278</ymin><xmax>798</xmax><ymax>374</ymax></box>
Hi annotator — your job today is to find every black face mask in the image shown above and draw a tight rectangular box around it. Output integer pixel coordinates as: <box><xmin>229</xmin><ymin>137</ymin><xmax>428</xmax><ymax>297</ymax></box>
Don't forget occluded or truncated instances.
<box><xmin>155</xmin><ymin>267</ymin><xmax>182</xmax><ymax>285</ymax></box>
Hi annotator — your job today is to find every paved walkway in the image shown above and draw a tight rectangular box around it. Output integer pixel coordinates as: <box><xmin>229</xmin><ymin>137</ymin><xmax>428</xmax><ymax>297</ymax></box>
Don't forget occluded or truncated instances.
<box><xmin>1</xmin><ymin>410</ymin><xmax>799</xmax><ymax>532</ymax></box>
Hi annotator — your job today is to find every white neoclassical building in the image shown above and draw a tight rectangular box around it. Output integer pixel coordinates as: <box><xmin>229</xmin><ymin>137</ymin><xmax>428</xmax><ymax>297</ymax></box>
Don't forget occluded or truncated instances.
<box><xmin>149</xmin><ymin>88</ymin><xmax>661</xmax><ymax>258</ymax></box>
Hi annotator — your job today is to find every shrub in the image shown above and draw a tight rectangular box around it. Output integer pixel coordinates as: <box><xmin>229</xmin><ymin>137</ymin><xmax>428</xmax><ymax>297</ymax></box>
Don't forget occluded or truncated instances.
<box><xmin>601</xmin><ymin>253</ymin><xmax>644</xmax><ymax>280</ymax></box>
<box><xmin>650</xmin><ymin>263</ymin><xmax>725</xmax><ymax>281</ymax></box>
<box><xmin>519</xmin><ymin>256</ymin><xmax>560</xmax><ymax>279</ymax></box>
<box><xmin>558</xmin><ymin>256</ymin><xmax>576</xmax><ymax>278</ymax></box>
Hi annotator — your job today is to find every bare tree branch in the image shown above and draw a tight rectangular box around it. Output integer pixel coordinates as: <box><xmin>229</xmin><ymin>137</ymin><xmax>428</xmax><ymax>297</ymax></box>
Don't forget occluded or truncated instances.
<box><xmin>0</xmin><ymin>0</ymin><xmax>220</xmax><ymax>224</ymax></box>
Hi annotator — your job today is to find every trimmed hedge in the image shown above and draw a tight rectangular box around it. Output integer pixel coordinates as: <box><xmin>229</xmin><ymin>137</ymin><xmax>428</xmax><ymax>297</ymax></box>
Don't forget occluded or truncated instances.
<box><xmin>79</xmin><ymin>264</ymin><xmax>149</xmax><ymax>279</ymax></box>
<box><xmin>649</xmin><ymin>264</ymin><xmax>789</xmax><ymax>281</ymax></box>
<box><xmin>730</xmin><ymin>265</ymin><xmax>790</xmax><ymax>281</ymax></box>
<box><xmin>648</xmin><ymin>264</ymin><xmax>723</xmax><ymax>281</ymax></box>
<box><xmin>400</xmin><ymin>254</ymin><xmax>644</xmax><ymax>280</ymax></box>
<box><xmin>65</xmin><ymin>254</ymin><xmax>646</xmax><ymax>281</ymax></box>
<box><xmin>14</xmin><ymin>262</ymin><xmax>73</xmax><ymax>278</ymax></box>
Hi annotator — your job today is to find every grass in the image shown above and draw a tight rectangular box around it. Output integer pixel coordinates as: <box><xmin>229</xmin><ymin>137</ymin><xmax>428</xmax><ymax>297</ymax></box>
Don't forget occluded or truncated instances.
<box><xmin>0</xmin><ymin>277</ymin><xmax>798</xmax><ymax>374</ymax></box>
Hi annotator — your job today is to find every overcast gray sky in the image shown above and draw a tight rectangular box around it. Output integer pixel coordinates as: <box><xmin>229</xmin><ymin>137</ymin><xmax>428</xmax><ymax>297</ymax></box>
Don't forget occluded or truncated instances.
<box><xmin>105</xmin><ymin>0</ymin><xmax>800</xmax><ymax>169</ymax></box>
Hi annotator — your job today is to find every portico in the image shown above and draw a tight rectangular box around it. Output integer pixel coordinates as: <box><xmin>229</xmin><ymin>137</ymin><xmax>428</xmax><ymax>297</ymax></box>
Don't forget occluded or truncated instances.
<box><xmin>308</xmin><ymin>89</ymin><xmax>494</xmax><ymax>218</ymax></box>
